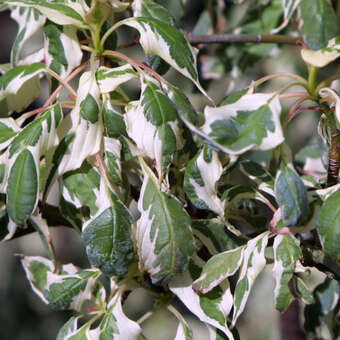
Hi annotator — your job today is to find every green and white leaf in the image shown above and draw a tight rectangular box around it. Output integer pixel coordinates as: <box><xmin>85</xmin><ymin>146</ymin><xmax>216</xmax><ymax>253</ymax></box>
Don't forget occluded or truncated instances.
<box><xmin>7</xmin><ymin>0</ymin><xmax>88</xmax><ymax>28</ymax></box>
<box><xmin>21</xmin><ymin>255</ymin><xmax>55</xmax><ymax>304</ymax></box>
<box><xmin>136</xmin><ymin>159</ymin><xmax>194</xmax><ymax>284</ymax></box>
<box><xmin>82</xmin><ymin>176</ymin><xmax>134</xmax><ymax>277</ymax></box>
<box><xmin>298</xmin><ymin>0</ymin><xmax>339</xmax><ymax>50</ymax></box>
<box><xmin>44</xmin><ymin>23</ymin><xmax>82</xmax><ymax>79</ymax></box>
<box><xmin>6</xmin><ymin>104</ymin><xmax>62</xmax><ymax>225</ymax></box>
<box><xmin>95</xmin><ymin>290</ymin><xmax>142</xmax><ymax>340</ymax></box>
<box><xmin>56</xmin><ymin>316</ymin><xmax>82</xmax><ymax>340</ymax></box>
<box><xmin>102</xmin><ymin>97</ymin><xmax>127</xmax><ymax>138</ymax></box>
<box><xmin>9</xmin><ymin>5</ymin><xmax>45</xmax><ymax>65</ymax></box>
<box><xmin>0</xmin><ymin>62</ymin><xmax>45</xmax><ymax>115</ymax></box>
<box><xmin>274</xmin><ymin>163</ymin><xmax>310</xmax><ymax>227</ymax></box>
<box><xmin>294</xmin><ymin>276</ymin><xmax>314</xmax><ymax>304</ymax></box>
<box><xmin>272</xmin><ymin>0</ymin><xmax>300</xmax><ymax>34</ymax></box>
<box><xmin>301</xmin><ymin>36</ymin><xmax>340</xmax><ymax>67</ymax></box>
<box><xmin>57</xmin><ymin>70</ymin><xmax>103</xmax><ymax>175</ymax></box>
<box><xmin>44</xmin><ymin>268</ymin><xmax>101</xmax><ymax>311</ymax></box>
<box><xmin>125</xmin><ymin>75</ymin><xmax>183</xmax><ymax>175</ymax></box>
<box><xmin>96</xmin><ymin>64</ymin><xmax>137</xmax><ymax>94</ymax></box>
<box><xmin>232</xmin><ymin>231</ymin><xmax>269</xmax><ymax>326</ymax></box>
<box><xmin>62</xmin><ymin>160</ymin><xmax>100</xmax><ymax>216</ymax></box>
<box><xmin>295</xmin><ymin>143</ymin><xmax>327</xmax><ymax>176</ymax></box>
<box><xmin>319</xmin><ymin>87</ymin><xmax>340</xmax><ymax>127</ymax></box>
<box><xmin>0</xmin><ymin>117</ymin><xmax>20</xmax><ymax>150</ymax></box>
<box><xmin>272</xmin><ymin>234</ymin><xmax>302</xmax><ymax>312</ymax></box>
<box><xmin>193</xmin><ymin>246</ymin><xmax>244</xmax><ymax>294</ymax></box>
<box><xmin>201</xmin><ymin>92</ymin><xmax>284</xmax><ymax>155</ymax></box>
<box><xmin>133</xmin><ymin>0</ymin><xmax>174</xmax><ymax>25</ymax></box>
<box><xmin>124</xmin><ymin>17</ymin><xmax>209</xmax><ymax>97</ymax></box>
<box><xmin>168</xmin><ymin>306</ymin><xmax>193</xmax><ymax>340</ymax></box>
<box><xmin>184</xmin><ymin>146</ymin><xmax>225</xmax><ymax>216</ymax></box>
<box><xmin>316</xmin><ymin>188</ymin><xmax>340</xmax><ymax>263</ymax></box>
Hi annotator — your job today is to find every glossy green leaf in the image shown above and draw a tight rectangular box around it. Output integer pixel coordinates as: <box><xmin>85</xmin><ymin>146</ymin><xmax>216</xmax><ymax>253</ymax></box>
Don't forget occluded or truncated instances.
<box><xmin>82</xmin><ymin>188</ymin><xmax>134</xmax><ymax>277</ymax></box>
<box><xmin>10</xmin><ymin>6</ymin><xmax>45</xmax><ymax>65</ymax></box>
<box><xmin>316</xmin><ymin>189</ymin><xmax>340</xmax><ymax>263</ymax></box>
<box><xmin>0</xmin><ymin>62</ymin><xmax>45</xmax><ymax>114</ymax></box>
<box><xmin>7</xmin><ymin>0</ymin><xmax>88</xmax><ymax>28</ymax></box>
<box><xmin>102</xmin><ymin>98</ymin><xmax>127</xmax><ymax>138</ymax></box>
<box><xmin>44</xmin><ymin>268</ymin><xmax>101</xmax><ymax>310</ymax></box>
<box><xmin>202</xmin><ymin>92</ymin><xmax>284</xmax><ymax>155</ymax></box>
<box><xmin>275</xmin><ymin>164</ymin><xmax>310</xmax><ymax>227</ymax></box>
<box><xmin>136</xmin><ymin>160</ymin><xmax>194</xmax><ymax>284</ymax></box>
<box><xmin>184</xmin><ymin>146</ymin><xmax>225</xmax><ymax>216</ymax></box>
<box><xmin>0</xmin><ymin>118</ymin><xmax>19</xmax><ymax>149</ymax></box>
<box><xmin>193</xmin><ymin>246</ymin><xmax>244</xmax><ymax>294</ymax></box>
<box><xmin>44</xmin><ymin>23</ymin><xmax>82</xmax><ymax>80</ymax></box>
<box><xmin>299</xmin><ymin>0</ymin><xmax>339</xmax><ymax>50</ymax></box>
<box><xmin>272</xmin><ymin>234</ymin><xmax>302</xmax><ymax>312</ymax></box>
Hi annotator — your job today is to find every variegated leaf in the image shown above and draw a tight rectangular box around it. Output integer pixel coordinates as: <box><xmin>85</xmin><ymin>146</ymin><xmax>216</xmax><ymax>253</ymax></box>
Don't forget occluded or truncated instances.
<box><xmin>193</xmin><ymin>246</ymin><xmax>244</xmax><ymax>294</ymax></box>
<box><xmin>169</xmin><ymin>306</ymin><xmax>193</xmax><ymax>340</ymax></box>
<box><xmin>272</xmin><ymin>0</ymin><xmax>300</xmax><ymax>33</ymax></box>
<box><xmin>44</xmin><ymin>23</ymin><xmax>82</xmax><ymax>80</ymax></box>
<box><xmin>201</xmin><ymin>92</ymin><xmax>284</xmax><ymax>155</ymax></box>
<box><xmin>272</xmin><ymin>234</ymin><xmax>302</xmax><ymax>312</ymax></box>
<box><xmin>96</xmin><ymin>64</ymin><xmax>137</xmax><ymax>94</ymax></box>
<box><xmin>56</xmin><ymin>316</ymin><xmax>82</xmax><ymax>340</ymax></box>
<box><xmin>169</xmin><ymin>258</ymin><xmax>235</xmax><ymax>340</ymax></box>
<box><xmin>125</xmin><ymin>75</ymin><xmax>183</xmax><ymax>176</ymax></box>
<box><xmin>124</xmin><ymin>17</ymin><xmax>209</xmax><ymax>97</ymax></box>
<box><xmin>102</xmin><ymin>97</ymin><xmax>127</xmax><ymax>138</ymax></box>
<box><xmin>7</xmin><ymin>0</ymin><xmax>88</xmax><ymax>28</ymax></box>
<box><xmin>136</xmin><ymin>159</ymin><xmax>194</xmax><ymax>284</ymax></box>
<box><xmin>82</xmin><ymin>176</ymin><xmax>134</xmax><ymax>277</ymax></box>
<box><xmin>294</xmin><ymin>276</ymin><xmax>314</xmax><ymax>304</ymax></box>
<box><xmin>0</xmin><ymin>62</ymin><xmax>45</xmax><ymax>115</ymax></box>
<box><xmin>232</xmin><ymin>231</ymin><xmax>269</xmax><ymax>326</ymax></box>
<box><xmin>0</xmin><ymin>117</ymin><xmax>20</xmax><ymax>150</ymax></box>
<box><xmin>9</xmin><ymin>5</ymin><xmax>45</xmax><ymax>65</ymax></box>
<box><xmin>57</xmin><ymin>318</ymin><xmax>94</xmax><ymax>340</ymax></box>
<box><xmin>44</xmin><ymin>268</ymin><xmax>101</xmax><ymax>311</ymax></box>
<box><xmin>95</xmin><ymin>291</ymin><xmax>142</xmax><ymax>340</ymax></box>
<box><xmin>57</xmin><ymin>70</ymin><xmax>103</xmax><ymax>175</ymax></box>
<box><xmin>7</xmin><ymin>104</ymin><xmax>62</xmax><ymax>225</ymax></box>
<box><xmin>133</xmin><ymin>0</ymin><xmax>174</xmax><ymax>25</ymax></box>
<box><xmin>184</xmin><ymin>146</ymin><xmax>225</xmax><ymax>216</ymax></box>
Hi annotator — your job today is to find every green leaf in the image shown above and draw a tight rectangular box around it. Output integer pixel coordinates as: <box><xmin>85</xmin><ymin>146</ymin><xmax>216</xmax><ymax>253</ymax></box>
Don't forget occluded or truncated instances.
<box><xmin>169</xmin><ymin>306</ymin><xmax>193</xmax><ymax>340</ymax></box>
<box><xmin>96</xmin><ymin>291</ymin><xmax>142</xmax><ymax>339</ymax></box>
<box><xmin>96</xmin><ymin>64</ymin><xmax>137</xmax><ymax>94</ymax></box>
<box><xmin>202</xmin><ymin>92</ymin><xmax>284</xmax><ymax>155</ymax></box>
<box><xmin>294</xmin><ymin>276</ymin><xmax>314</xmax><ymax>304</ymax></box>
<box><xmin>272</xmin><ymin>234</ymin><xmax>302</xmax><ymax>312</ymax></box>
<box><xmin>275</xmin><ymin>164</ymin><xmax>310</xmax><ymax>227</ymax></box>
<box><xmin>193</xmin><ymin>246</ymin><xmax>244</xmax><ymax>294</ymax></box>
<box><xmin>10</xmin><ymin>6</ymin><xmax>45</xmax><ymax>65</ymax></box>
<box><xmin>184</xmin><ymin>146</ymin><xmax>225</xmax><ymax>216</ymax></box>
<box><xmin>271</xmin><ymin>0</ymin><xmax>299</xmax><ymax>33</ymax></box>
<box><xmin>102</xmin><ymin>98</ymin><xmax>126</xmax><ymax>138</ymax></box>
<box><xmin>299</xmin><ymin>0</ymin><xmax>340</xmax><ymax>50</ymax></box>
<box><xmin>0</xmin><ymin>118</ymin><xmax>19</xmax><ymax>148</ymax></box>
<box><xmin>316</xmin><ymin>188</ymin><xmax>340</xmax><ymax>263</ymax></box>
<box><xmin>125</xmin><ymin>76</ymin><xmax>183</xmax><ymax>175</ymax></box>
<box><xmin>7</xmin><ymin>149</ymin><xmax>38</xmax><ymax>225</ymax></box>
<box><xmin>82</xmin><ymin>189</ymin><xmax>134</xmax><ymax>277</ymax></box>
<box><xmin>62</xmin><ymin>161</ymin><xmax>100</xmax><ymax>216</ymax></box>
<box><xmin>44</xmin><ymin>268</ymin><xmax>101</xmax><ymax>311</ymax></box>
<box><xmin>85</xmin><ymin>0</ymin><xmax>112</xmax><ymax>27</ymax></box>
<box><xmin>136</xmin><ymin>160</ymin><xmax>194</xmax><ymax>284</ymax></box>
<box><xmin>7</xmin><ymin>0</ymin><xmax>88</xmax><ymax>28</ymax></box>
<box><xmin>232</xmin><ymin>232</ymin><xmax>269</xmax><ymax>326</ymax></box>
<box><xmin>44</xmin><ymin>23</ymin><xmax>82</xmax><ymax>80</ymax></box>
<box><xmin>21</xmin><ymin>256</ymin><xmax>55</xmax><ymax>304</ymax></box>
<box><xmin>0</xmin><ymin>62</ymin><xmax>45</xmax><ymax>115</ymax></box>
<box><xmin>124</xmin><ymin>17</ymin><xmax>208</xmax><ymax>97</ymax></box>
<box><xmin>56</xmin><ymin>316</ymin><xmax>81</xmax><ymax>340</ymax></box>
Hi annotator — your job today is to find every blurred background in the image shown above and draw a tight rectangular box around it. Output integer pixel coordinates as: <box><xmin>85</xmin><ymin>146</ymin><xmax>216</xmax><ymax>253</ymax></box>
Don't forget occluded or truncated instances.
<box><xmin>0</xmin><ymin>1</ymin><xmax>331</xmax><ymax>339</ymax></box>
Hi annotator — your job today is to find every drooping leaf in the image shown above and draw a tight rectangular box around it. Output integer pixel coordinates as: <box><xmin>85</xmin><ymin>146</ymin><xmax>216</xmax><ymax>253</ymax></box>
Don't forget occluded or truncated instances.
<box><xmin>9</xmin><ymin>5</ymin><xmax>46</xmax><ymax>65</ymax></box>
<box><xmin>201</xmin><ymin>92</ymin><xmax>284</xmax><ymax>155</ymax></box>
<box><xmin>275</xmin><ymin>164</ymin><xmax>310</xmax><ymax>227</ymax></box>
<box><xmin>7</xmin><ymin>0</ymin><xmax>88</xmax><ymax>28</ymax></box>
<box><xmin>184</xmin><ymin>146</ymin><xmax>225</xmax><ymax>216</ymax></box>
<box><xmin>299</xmin><ymin>0</ymin><xmax>340</xmax><ymax>50</ymax></box>
<box><xmin>316</xmin><ymin>188</ymin><xmax>340</xmax><ymax>263</ymax></box>
<box><xmin>193</xmin><ymin>246</ymin><xmax>244</xmax><ymax>294</ymax></box>
<box><xmin>136</xmin><ymin>159</ymin><xmax>194</xmax><ymax>284</ymax></box>
<box><xmin>0</xmin><ymin>62</ymin><xmax>45</xmax><ymax>115</ymax></box>
<box><xmin>272</xmin><ymin>234</ymin><xmax>302</xmax><ymax>312</ymax></box>
<box><xmin>82</xmin><ymin>177</ymin><xmax>134</xmax><ymax>277</ymax></box>
<box><xmin>232</xmin><ymin>232</ymin><xmax>269</xmax><ymax>326</ymax></box>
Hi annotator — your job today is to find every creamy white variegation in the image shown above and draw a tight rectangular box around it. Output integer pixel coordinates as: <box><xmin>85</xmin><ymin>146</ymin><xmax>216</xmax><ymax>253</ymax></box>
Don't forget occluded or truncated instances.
<box><xmin>190</xmin><ymin>149</ymin><xmax>225</xmax><ymax>216</ymax></box>
<box><xmin>232</xmin><ymin>231</ymin><xmax>269</xmax><ymax>326</ymax></box>
<box><xmin>271</xmin><ymin>0</ymin><xmax>301</xmax><ymax>34</ymax></box>
<box><xmin>202</xmin><ymin>93</ymin><xmax>283</xmax><ymax>155</ymax></box>
<box><xmin>96</xmin><ymin>64</ymin><xmax>136</xmax><ymax>93</ymax></box>
<box><xmin>0</xmin><ymin>118</ymin><xmax>20</xmax><ymax>151</ymax></box>
<box><xmin>57</xmin><ymin>71</ymin><xmax>102</xmax><ymax>174</ymax></box>
<box><xmin>319</xmin><ymin>88</ymin><xmax>340</xmax><ymax>126</ymax></box>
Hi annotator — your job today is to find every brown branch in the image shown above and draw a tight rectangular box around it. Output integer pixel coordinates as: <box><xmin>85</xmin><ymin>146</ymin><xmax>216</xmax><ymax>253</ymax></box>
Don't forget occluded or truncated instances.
<box><xmin>186</xmin><ymin>33</ymin><xmax>302</xmax><ymax>45</ymax></box>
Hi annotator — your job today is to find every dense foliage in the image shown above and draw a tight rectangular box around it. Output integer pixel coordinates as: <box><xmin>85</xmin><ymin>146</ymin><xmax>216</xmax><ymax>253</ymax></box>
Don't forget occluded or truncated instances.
<box><xmin>0</xmin><ymin>0</ymin><xmax>340</xmax><ymax>339</ymax></box>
